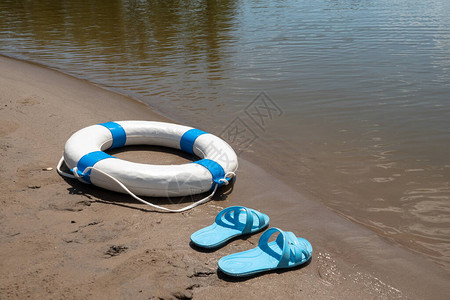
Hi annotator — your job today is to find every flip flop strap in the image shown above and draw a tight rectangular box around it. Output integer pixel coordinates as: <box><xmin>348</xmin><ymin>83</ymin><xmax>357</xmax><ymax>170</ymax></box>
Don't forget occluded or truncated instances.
<box><xmin>285</xmin><ymin>232</ymin><xmax>310</xmax><ymax>264</ymax></box>
<box><xmin>258</xmin><ymin>228</ymin><xmax>290</xmax><ymax>267</ymax></box>
<box><xmin>258</xmin><ymin>228</ymin><xmax>309</xmax><ymax>268</ymax></box>
<box><xmin>241</xmin><ymin>208</ymin><xmax>254</xmax><ymax>234</ymax></box>
<box><xmin>255</xmin><ymin>210</ymin><xmax>267</xmax><ymax>228</ymax></box>
<box><xmin>215</xmin><ymin>206</ymin><xmax>254</xmax><ymax>234</ymax></box>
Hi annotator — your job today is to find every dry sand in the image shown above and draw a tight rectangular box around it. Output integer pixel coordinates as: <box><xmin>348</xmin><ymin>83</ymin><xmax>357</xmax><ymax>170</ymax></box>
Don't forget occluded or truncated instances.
<box><xmin>0</xmin><ymin>55</ymin><xmax>449</xmax><ymax>299</ymax></box>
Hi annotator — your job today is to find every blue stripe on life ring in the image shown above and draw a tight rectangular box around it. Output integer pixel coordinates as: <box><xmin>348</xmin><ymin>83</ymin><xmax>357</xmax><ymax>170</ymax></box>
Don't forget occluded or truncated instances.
<box><xmin>180</xmin><ymin>128</ymin><xmax>207</xmax><ymax>154</ymax></box>
<box><xmin>98</xmin><ymin>122</ymin><xmax>127</xmax><ymax>149</ymax></box>
<box><xmin>73</xmin><ymin>151</ymin><xmax>115</xmax><ymax>183</ymax></box>
<box><xmin>192</xmin><ymin>159</ymin><xmax>226</xmax><ymax>187</ymax></box>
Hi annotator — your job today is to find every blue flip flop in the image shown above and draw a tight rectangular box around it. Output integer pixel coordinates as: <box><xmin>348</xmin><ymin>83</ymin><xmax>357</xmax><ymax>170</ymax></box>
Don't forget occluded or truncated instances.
<box><xmin>218</xmin><ymin>227</ymin><xmax>312</xmax><ymax>277</ymax></box>
<box><xmin>190</xmin><ymin>206</ymin><xmax>270</xmax><ymax>249</ymax></box>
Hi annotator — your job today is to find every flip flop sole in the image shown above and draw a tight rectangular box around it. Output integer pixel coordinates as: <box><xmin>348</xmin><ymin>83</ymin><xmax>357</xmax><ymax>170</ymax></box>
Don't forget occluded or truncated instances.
<box><xmin>218</xmin><ymin>237</ymin><xmax>312</xmax><ymax>277</ymax></box>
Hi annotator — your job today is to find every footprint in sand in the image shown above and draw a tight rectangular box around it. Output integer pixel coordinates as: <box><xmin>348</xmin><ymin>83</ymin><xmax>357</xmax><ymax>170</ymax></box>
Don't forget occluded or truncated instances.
<box><xmin>18</xmin><ymin>96</ymin><xmax>40</xmax><ymax>106</ymax></box>
<box><xmin>316</xmin><ymin>252</ymin><xmax>343</xmax><ymax>286</ymax></box>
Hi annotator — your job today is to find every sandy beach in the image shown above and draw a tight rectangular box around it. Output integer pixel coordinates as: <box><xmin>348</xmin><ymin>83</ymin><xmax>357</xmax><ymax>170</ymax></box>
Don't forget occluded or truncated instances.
<box><xmin>0</xmin><ymin>55</ymin><xmax>449</xmax><ymax>299</ymax></box>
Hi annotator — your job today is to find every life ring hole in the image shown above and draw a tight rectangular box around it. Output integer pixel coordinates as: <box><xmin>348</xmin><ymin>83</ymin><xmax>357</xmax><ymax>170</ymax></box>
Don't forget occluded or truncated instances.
<box><xmin>106</xmin><ymin>145</ymin><xmax>199</xmax><ymax>165</ymax></box>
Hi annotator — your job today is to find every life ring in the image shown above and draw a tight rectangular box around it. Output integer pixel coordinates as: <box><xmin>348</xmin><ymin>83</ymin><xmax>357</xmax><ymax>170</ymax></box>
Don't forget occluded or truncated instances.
<box><xmin>59</xmin><ymin>121</ymin><xmax>238</xmax><ymax>199</ymax></box>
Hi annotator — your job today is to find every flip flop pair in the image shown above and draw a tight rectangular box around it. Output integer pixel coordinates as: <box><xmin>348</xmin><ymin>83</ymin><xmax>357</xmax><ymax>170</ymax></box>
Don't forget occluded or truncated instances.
<box><xmin>190</xmin><ymin>206</ymin><xmax>313</xmax><ymax>277</ymax></box>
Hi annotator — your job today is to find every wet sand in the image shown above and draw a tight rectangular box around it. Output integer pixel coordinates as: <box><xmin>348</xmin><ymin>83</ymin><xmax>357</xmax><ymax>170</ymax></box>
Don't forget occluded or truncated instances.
<box><xmin>0</xmin><ymin>55</ymin><xmax>449</xmax><ymax>299</ymax></box>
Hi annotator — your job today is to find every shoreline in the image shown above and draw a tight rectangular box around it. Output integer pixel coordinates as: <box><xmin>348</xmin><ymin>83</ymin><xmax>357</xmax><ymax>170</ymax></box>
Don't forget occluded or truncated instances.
<box><xmin>0</xmin><ymin>55</ymin><xmax>449</xmax><ymax>299</ymax></box>
<box><xmin>4</xmin><ymin>52</ymin><xmax>448</xmax><ymax>272</ymax></box>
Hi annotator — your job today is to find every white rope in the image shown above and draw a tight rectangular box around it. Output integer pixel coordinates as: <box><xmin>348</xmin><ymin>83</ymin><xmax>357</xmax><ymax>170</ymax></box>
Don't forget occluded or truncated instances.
<box><xmin>56</xmin><ymin>156</ymin><xmax>76</xmax><ymax>178</ymax></box>
<box><xmin>56</xmin><ymin>156</ymin><xmax>235</xmax><ymax>213</ymax></box>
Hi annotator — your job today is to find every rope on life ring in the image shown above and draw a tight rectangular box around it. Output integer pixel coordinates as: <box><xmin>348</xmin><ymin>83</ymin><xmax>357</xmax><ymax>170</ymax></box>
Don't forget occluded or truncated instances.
<box><xmin>57</xmin><ymin>121</ymin><xmax>238</xmax><ymax>213</ymax></box>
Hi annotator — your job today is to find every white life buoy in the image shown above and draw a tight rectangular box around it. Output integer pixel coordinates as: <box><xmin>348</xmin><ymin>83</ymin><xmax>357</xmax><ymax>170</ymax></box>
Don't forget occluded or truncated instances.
<box><xmin>57</xmin><ymin>121</ymin><xmax>238</xmax><ymax>211</ymax></box>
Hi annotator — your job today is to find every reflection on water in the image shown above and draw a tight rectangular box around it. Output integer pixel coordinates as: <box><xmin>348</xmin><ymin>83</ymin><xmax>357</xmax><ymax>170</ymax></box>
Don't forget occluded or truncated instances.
<box><xmin>0</xmin><ymin>0</ymin><xmax>238</xmax><ymax>107</ymax></box>
<box><xmin>1</xmin><ymin>0</ymin><xmax>450</xmax><ymax>270</ymax></box>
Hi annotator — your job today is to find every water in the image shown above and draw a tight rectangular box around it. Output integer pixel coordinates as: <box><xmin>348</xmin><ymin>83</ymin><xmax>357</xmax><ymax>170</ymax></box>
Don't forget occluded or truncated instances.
<box><xmin>1</xmin><ymin>0</ymin><xmax>449</xmax><ymax>270</ymax></box>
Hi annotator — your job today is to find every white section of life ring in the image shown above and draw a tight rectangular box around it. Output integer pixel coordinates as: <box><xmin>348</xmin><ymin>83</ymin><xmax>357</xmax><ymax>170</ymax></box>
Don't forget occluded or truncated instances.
<box><xmin>60</xmin><ymin>121</ymin><xmax>238</xmax><ymax>199</ymax></box>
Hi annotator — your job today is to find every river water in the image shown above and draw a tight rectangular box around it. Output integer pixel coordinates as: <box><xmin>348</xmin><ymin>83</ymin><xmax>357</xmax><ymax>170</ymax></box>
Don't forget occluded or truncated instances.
<box><xmin>1</xmin><ymin>0</ymin><xmax>449</xmax><ymax>270</ymax></box>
